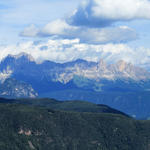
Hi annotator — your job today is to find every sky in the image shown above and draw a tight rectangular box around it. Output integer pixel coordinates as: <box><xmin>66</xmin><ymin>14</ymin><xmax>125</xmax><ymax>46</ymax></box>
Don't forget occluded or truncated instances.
<box><xmin>1</xmin><ymin>0</ymin><xmax>150</xmax><ymax>68</ymax></box>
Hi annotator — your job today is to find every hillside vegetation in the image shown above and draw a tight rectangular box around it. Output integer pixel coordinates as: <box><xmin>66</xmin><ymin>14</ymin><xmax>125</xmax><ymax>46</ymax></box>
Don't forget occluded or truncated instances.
<box><xmin>0</xmin><ymin>98</ymin><xmax>149</xmax><ymax>150</ymax></box>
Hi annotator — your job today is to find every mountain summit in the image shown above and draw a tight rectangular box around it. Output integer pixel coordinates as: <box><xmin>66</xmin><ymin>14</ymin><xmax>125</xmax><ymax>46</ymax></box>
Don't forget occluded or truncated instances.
<box><xmin>1</xmin><ymin>53</ymin><xmax>150</xmax><ymax>118</ymax></box>
<box><xmin>1</xmin><ymin>52</ymin><xmax>35</xmax><ymax>66</ymax></box>
<box><xmin>0</xmin><ymin>52</ymin><xmax>150</xmax><ymax>85</ymax></box>
<box><xmin>6</xmin><ymin>52</ymin><xmax>35</xmax><ymax>62</ymax></box>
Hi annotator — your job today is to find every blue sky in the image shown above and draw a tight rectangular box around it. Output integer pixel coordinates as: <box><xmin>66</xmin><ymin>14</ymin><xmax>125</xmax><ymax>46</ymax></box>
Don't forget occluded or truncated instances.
<box><xmin>0</xmin><ymin>0</ymin><xmax>81</xmax><ymax>44</ymax></box>
<box><xmin>1</xmin><ymin>0</ymin><xmax>150</xmax><ymax>68</ymax></box>
<box><xmin>1</xmin><ymin>0</ymin><xmax>150</xmax><ymax>46</ymax></box>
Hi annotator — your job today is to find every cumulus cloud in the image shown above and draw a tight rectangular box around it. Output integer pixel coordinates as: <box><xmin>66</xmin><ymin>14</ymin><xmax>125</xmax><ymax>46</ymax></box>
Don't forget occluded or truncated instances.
<box><xmin>69</xmin><ymin>0</ymin><xmax>150</xmax><ymax>27</ymax></box>
<box><xmin>40</xmin><ymin>19</ymin><xmax>78</xmax><ymax>36</ymax></box>
<box><xmin>73</xmin><ymin>26</ymin><xmax>138</xmax><ymax>44</ymax></box>
<box><xmin>20</xmin><ymin>0</ymin><xmax>147</xmax><ymax>44</ymax></box>
<box><xmin>0</xmin><ymin>38</ymin><xmax>150</xmax><ymax>68</ymax></box>
<box><xmin>20</xmin><ymin>24</ymin><xmax>39</xmax><ymax>37</ymax></box>
<box><xmin>21</xmin><ymin>20</ymin><xmax>138</xmax><ymax>44</ymax></box>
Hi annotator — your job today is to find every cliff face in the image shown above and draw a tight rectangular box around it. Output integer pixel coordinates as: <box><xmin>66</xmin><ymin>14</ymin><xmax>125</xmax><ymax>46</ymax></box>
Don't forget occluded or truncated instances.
<box><xmin>1</xmin><ymin>53</ymin><xmax>150</xmax><ymax>85</ymax></box>
<box><xmin>0</xmin><ymin>78</ymin><xmax>38</xmax><ymax>98</ymax></box>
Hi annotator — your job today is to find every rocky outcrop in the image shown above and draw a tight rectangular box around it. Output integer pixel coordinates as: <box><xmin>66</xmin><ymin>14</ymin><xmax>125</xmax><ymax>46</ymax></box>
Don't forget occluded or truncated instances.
<box><xmin>0</xmin><ymin>78</ymin><xmax>38</xmax><ymax>98</ymax></box>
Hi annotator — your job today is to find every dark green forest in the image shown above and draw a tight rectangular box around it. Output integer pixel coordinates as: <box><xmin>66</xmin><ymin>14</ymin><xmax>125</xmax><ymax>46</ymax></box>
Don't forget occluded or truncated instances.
<box><xmin>0</xmin><ymin>98</ymin><xmax>150</xmax><ymax>150</ymax></box>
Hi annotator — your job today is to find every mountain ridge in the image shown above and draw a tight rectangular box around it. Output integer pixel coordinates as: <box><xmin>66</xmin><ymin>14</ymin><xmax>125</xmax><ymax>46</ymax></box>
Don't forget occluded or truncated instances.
<box><xmin>0</xmin><ymin>100</ymin><xmax>149</xmax><ymax>150</ymax></box>
<box><xmin>1</xmin><ymin>53</ymin><xmax>150</xmax><ymax>119</ymax></box>
<box><xmin>1</xmin><ymin>52</ymin><xmax>149</xmax><ymax>83</ymax></box>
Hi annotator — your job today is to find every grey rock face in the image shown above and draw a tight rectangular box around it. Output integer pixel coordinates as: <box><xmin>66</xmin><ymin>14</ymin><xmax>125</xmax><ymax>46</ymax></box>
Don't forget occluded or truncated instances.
<box><xmin>0</xmin><ymin>53</ymin><xmax>150</xmax><ymax>95</ymax></box>
<box><xmin>0</xmin><ymin>78</ymin><xmax>38</xmax><ymax>98</ymax></box>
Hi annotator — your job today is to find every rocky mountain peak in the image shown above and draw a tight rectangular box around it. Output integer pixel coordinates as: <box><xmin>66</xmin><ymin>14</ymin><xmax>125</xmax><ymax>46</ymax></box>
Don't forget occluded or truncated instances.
<box><xmin>116</xmin><ymin>60</ymin><xmax>128</xmax><ymax>72</ymax></box>
<box><xmin>7</xmin><ymin>52</ymin><xmax>35</xmax><ymax>62</ymax></box>
<box><xmin>97</xmin><ymin>59</ymin><xmax>107</xmax><ymax>70</ymax></box>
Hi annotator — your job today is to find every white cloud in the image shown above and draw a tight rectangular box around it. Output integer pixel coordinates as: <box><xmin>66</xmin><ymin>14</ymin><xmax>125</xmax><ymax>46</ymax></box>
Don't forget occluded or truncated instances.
<box><xmin>20</xmin><ymin>24</ymin><xmax>39</xmax><ymax>37</ymax></box>
<box><xmin>0</xmin><ymin>38</ymin><xmax>150</xmax><ymax>69</ymax></box>
<box><xmin>69</xmin><ymin>0</ymin><xmax>150</xmax><ymax>27</ymax></box>
<box><xmin>0</xmin><ymin>0</ymin><xmax>81</xmax><ymax>25</ymax></box>
<box><xmin>75</xmin><ymin>26</ymin><xmax>138</xmax><ymax>44</ymax></box>
<box><xmin>41</xmin><ymin>19</ymin><xmax>77</xmax><ymax>36</ymax></box>
<box><xmin>20</xmin><ymin>0</ymin><xmax>147</xmax><ymax>44</ymax></box>
<box><xmin>21</xmin><ymin>20</ymin><xmax>138</xmax><ymax>44</ymax></box>
<box><xmin>0</xmin><ymin>0</ymin><xmax>82</xmax><ymax>45</ymax></box>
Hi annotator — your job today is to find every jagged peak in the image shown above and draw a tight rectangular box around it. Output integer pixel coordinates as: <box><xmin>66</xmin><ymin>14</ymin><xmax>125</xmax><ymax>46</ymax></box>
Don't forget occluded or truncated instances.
<box><xmin>116</xmin><ymin>60</ymin><xmax>127</xmax><ymax>65</ymax></box>
<box><xmin>7</xmin><ymin>52</ymin><xmax>35</xmax><ymax>62</ymax></box>
<box><xmin>63</xmin><ymin>59</ymin><xmax>88</xmax><ymax>67</ymax></box>
<box><xmin>98</xmin><ymin>59</ymin><xmax>106</xmax><ymax>66</ymax></box>
<box><xmin>115</xmin><ymin>60</ymin><xmax>128</xmax><ymax>71</ymax></box>
<box><xmin>73</xmin><ymin>59</ymin><xmax>88</xmax><ymax>63</ymax></box>
<box><xmin>97</xmin><ymin>58</ymin><xmax>107</xmax><ymax>70</ymax></box>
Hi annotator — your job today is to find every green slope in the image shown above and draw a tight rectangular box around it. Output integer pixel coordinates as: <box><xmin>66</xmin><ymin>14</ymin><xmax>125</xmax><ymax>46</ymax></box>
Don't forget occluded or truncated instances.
<box><xmin>0</xmin><ymin>102</ymin><xmax>149</xmax><ymax>150</ymax></box>
<box><xmin>0</xmin><ymin>97</ymin><xmax>129</xmax><ymax>117</ymax></box>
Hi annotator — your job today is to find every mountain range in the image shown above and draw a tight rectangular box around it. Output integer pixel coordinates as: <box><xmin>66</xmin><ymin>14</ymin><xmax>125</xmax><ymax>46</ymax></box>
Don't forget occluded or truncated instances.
<box><xmin>1</xmin><ymin>52</ymin><xmax>150</xmax><ymax>119</ymax></box>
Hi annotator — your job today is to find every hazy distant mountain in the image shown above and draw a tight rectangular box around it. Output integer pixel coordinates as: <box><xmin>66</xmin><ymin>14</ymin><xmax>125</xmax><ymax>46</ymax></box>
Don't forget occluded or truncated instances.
<box><xmin>1</xmin><ymin>53</ymin><xmax>150</xmax><ymax>118</ymax></box>
<box><xmin>0</xmin><ymin>78</ymin><xmax>38</xmax><ymax>98</ymax></box>
<box><xmin>0</xmin><ymin>52</ymin><xmax>150</xmax><ymax>93</ymax></box>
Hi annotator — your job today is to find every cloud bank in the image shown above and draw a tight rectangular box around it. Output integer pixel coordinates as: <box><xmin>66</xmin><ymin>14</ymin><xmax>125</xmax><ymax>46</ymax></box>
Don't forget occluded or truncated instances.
<box><xmin>69</xmin><ymin>0</ymin><xmax>150</xmax><ymax>27</ymax></box>
<box><xmin>0</xmin><ymin>39</ymin><xmax>150</xmax><ymax>69</ymax></box>
<box><xmin>21</xmin><ymin>20</ymin><xmax>138</xmax><ymax>44</ymax></box>
<box><xmin>16</xmin><ymin>0</ymin><xmax>150</xmax><ymax>69</ymax></box>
